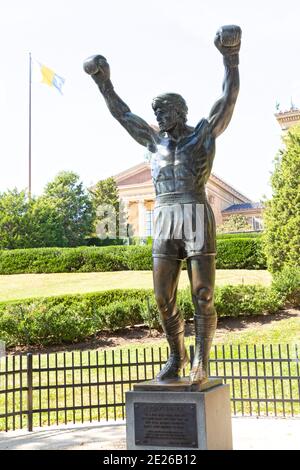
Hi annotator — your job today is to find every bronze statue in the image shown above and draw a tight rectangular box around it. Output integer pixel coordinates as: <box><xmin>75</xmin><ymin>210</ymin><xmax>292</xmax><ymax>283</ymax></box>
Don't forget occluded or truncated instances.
<box><xmin>84</xmin><ymin>25</ymin><xmax>241</xmax><ymax>384</ymax></box>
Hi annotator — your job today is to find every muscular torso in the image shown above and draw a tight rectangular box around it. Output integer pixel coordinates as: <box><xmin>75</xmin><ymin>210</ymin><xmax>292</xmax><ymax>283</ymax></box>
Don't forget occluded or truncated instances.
<box><xmin>151</xmin><ymin>119</ymin><xmax>215</xmax><ymax>199</ymax></box>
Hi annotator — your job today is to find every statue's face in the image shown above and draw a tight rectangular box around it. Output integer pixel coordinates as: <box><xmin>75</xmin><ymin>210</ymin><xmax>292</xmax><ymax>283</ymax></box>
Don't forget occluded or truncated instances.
<box><xmin>154</xmin><ymin>104</ymin><xmax>179</xmax><ymax>132</ymax></box>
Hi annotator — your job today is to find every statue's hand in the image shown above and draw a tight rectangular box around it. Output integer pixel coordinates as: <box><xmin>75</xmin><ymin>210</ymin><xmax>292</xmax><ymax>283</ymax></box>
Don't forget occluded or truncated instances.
<box><xmin>83</xmin><ymin>55</ymin><xmax>110</xmax><ymax>85</ymax></box>
<box><xmin>214</xmin><ymin>25</ymin><xmax>241</xmax><ymax>56</ymax></box>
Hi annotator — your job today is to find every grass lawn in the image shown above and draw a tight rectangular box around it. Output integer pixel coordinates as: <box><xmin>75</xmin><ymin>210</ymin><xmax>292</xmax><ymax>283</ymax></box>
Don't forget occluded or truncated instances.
<box><xmin>0</xmin><ymin>270</ymin><xmax>272</xmax><ymax>302</ymax></box>
<box><xmin>1</xmin><ymin>314</ymin><xmax>299</xmax><ymax>431</ymax></box>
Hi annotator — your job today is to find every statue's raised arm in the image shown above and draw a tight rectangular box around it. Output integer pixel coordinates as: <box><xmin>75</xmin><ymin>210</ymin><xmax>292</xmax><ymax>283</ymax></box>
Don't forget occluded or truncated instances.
<box><xmin>208</xmin><ymin>25</ymin><xmax>241</xmax><ymax>138</ymax></box>
<box><xmin>83</xmin><ymin>55</ymin><xmax>157</xmax><ymax>153</ymax></box>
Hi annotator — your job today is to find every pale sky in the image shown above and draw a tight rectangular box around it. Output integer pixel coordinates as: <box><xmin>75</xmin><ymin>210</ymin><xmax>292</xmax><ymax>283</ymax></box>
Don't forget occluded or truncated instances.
<box><xmin>0</xmin><ymin>0</ymin><xmax>299</xmax><ymax>201</ymax></box>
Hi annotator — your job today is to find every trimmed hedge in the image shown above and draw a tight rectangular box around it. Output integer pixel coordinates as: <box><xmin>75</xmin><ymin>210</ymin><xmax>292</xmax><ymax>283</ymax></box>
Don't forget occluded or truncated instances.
<box><xmin>0</xmin><ymin>284</ymin><xmax>282</xmax><ymax>347</ymax></box>
<box><xmin>0</xmin><ymin>238</ymin><xmax>267</xmax><ymax>274</ymax></box>
<box><xmin>216</xmin><ymin>232</ymin><xmax>262</xmax><ymax>239</ymax></box>
<box><xmin>85</xmin><ymin>237</ymin><xmax>126</xmax><ymax>247</ymax></box>
<box><xmin>0</xmin><ymin>289</ymin><xmax>151</xmax><ymax>346</ymax></box>
<box><xmin>216</xmin><ymin>238</ymin><xmax>266</xmax><ymax>269</ymax></box>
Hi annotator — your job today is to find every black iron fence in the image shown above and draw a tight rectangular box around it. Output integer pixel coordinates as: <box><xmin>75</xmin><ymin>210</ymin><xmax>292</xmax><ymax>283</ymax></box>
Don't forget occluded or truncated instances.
<box><xmin>0</xmin><ymin>343</ymin><xmax>299</xmax><ymax>432</ymax></box>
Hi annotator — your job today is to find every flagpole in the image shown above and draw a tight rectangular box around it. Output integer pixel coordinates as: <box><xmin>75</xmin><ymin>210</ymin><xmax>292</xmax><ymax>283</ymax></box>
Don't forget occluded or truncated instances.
<box><xmin>28</xmin><ymin>52</ymin><xmax>32</xmax><ymax>199</ymax></box>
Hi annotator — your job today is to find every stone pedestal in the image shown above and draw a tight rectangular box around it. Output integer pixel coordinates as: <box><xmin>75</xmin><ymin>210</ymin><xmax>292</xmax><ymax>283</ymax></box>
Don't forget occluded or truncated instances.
<box><xmin>126</xmin><ymin>380</ymin><xmax>232</xmax><ymax>450</ymax></box>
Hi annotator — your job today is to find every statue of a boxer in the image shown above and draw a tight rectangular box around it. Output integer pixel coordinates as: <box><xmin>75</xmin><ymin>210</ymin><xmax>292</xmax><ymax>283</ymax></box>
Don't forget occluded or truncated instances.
<box><xmin>84</xmin><ymin>25</ymin><xmax>241</xmax><ymax>383</ymax></box>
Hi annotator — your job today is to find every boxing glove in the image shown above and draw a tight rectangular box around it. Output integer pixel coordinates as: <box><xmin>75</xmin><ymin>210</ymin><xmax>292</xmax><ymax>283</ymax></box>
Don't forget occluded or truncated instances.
<box><xmin>214</xmin><ymin>25</ymin><xmax>242</xmax><ymax>56</ymax></box>
<box><xmin>83</xmin><ymin>55</ymin><xmax>110</xmax><ymax>82</ymax></box>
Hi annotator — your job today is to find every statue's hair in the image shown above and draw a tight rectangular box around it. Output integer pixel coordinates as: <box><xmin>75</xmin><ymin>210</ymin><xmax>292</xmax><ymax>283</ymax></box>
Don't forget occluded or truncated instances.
<box><xmin>152</xmin><ymin>93</ymin><xmax>188</xmax><ymax>123</ymax></box>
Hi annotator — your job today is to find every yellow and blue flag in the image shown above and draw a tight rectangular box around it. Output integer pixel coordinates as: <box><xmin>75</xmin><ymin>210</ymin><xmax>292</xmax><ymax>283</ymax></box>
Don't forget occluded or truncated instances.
<box><xmin>32</xmin><ymin>59</ymin><xmax>65</xmax><ymax>94</ymax></box>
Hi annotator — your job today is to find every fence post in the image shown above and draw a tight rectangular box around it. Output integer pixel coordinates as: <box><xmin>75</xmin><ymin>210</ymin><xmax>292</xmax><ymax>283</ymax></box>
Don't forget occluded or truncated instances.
<box><xmin>189</xmin><ymin>344</ymin><xmax>194</xmax><ymax>367</ymax></box>
<box><xmin>27</xmin><ymin>353</ymin><xmax>33</xmax><ymax>432</ymax></box>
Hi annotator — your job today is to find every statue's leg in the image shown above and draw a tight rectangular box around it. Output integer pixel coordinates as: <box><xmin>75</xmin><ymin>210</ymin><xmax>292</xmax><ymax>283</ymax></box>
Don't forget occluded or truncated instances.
<box><xmin>153</xmin><ymin>257</ymin><xmax>189</xmax><ymax>380</ymax></box>
<box><xmin>187</xmin><ymin>255</ymin><xmax>217</xmax><ymax>383</ymax></box>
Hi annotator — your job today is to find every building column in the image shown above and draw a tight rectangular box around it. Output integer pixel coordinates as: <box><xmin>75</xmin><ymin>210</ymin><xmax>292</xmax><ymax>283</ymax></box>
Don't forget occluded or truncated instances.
<box><xmin>122</xmin><ymin>199</ymin><xmax>130</xmax><ymax>225</ymax></box>
<box><xmin>119</xmin><ymin>198</ymin><xmax>129</xmax><ymax>238</ymax></box>
<box><xmin>138</xmin><ymin>199</ymin><xmax>145</xmax><ymax>237</ymax></box>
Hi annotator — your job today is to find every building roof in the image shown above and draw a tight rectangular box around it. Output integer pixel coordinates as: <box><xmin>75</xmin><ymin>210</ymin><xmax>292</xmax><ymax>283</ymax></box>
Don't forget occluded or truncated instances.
<box><xmin>114</xmin><ymin>162</ymin><xmax>149</xmax><ymax>183</ymax></box>
<box><xmin>208</xmin><ymin>172</ymin><xmax>252</xmax><ymax>203</ymax></box>
<box><xmin>275</xmin><ymin>108</ymin><xmax>300</xmax><ymax>130</ymax></box>
<box><xmin>222</xmin><ymin>202</ymin><xmax>263</xmax><ymax>213</ymax></box>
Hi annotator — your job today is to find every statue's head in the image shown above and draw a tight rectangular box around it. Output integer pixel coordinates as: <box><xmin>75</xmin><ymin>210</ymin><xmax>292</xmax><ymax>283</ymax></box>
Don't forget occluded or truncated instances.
<box><xmin>152</xmin><ymin>93</ymin><xmax>188</xmax><ymax>132</ymax></box>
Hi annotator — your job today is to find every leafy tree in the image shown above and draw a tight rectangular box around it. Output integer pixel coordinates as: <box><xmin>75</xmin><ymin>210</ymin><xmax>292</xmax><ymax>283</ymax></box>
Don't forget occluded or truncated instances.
<box><xmin>263</xmin><ymin>125</ymin><xmax>300</xmax><ymax>272</ymax></box>
<box><xmin>92</xmin><ymin>177</ymin><xmax>119</xmax><ymax>209</ymax></box>
<box><xmin>217</xmin><ymin>214</ymin><xmax>252</xmax><ymax>234</ymax></box>
<box><xmin>0</xmin><ymin>189</ymin><xmax>58</xmax><ymax>249</ymax></box>
<box><xmin>0</xmin><ymin>173</ymin><xmax>95</xmax><ymax>249</ymax></box>
<box><xmin>91</xmin><ymin>177</ymin><xmax>128</xmax><ymax>238</ymax></box>
<box><xmin>41</xmin><ymin>171</ymin><xmax>95</xmax><ymax>247</ymax></box>
<box><xmin>27</xmin><ymin>196</ymin><xmax>64</xmax><ymax>247</ymax></box>
<box><xmin>0</xmin><ymin>189</ymin><xmax>33</xmax><ymax>249</ymax></box>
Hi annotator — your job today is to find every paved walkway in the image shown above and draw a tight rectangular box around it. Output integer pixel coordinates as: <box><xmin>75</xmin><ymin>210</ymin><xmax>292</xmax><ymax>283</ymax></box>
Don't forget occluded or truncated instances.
<box><xmin>0</xmin><ymin>417</ymin><xmax>299</xmax><ymax>450</ymax></box>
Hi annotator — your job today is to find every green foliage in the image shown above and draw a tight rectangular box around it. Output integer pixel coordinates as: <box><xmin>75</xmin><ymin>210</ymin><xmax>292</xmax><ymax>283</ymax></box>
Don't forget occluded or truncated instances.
<box><xmin>263</xmin><ymin>126</ymin><xmax>300</xmax><ymax>272</ymax></box>
<box><xmin>28</xmin><ymin>196</ymin><xmax>64</xmax><ymax>247</ymax></box>
<box><xmin>178</xmin><ymin>285</ymin><xmax>281</xmax><ymax>321</ymax></box>
<box><xmin>130</xmin><ymin>233</ymin><xmax>262</xmax><ymax>246</ymax></box>
<box><xmin>0</xmin><ymin>238</ymin><xmax>267</xmax><ymax>274</ymax></box>
<box><xmin>0</xmin><ymin>284</ymin><xmax>285</xmax><ymax>347</ymax></box>
<box><xmin>95</xmin><ymin>299</ymin><xmax>144</xmax><ymax>331</ymax></box>
<box><xmin>140</xmin><ymin>297</ymin><xmax>162</xmax><ymax>332</ymax></box>
<box><xmin>0</xmin><ymin>289</ymin><xmax>152</xmax><ymax>346</ymax></box>
<box><xmin>217</xmin><ymin>214</ymin><xmax>253</xmax><ymax>234</ymax></box>
<box><xmin>85</xmin><ymin>237</ymin><xmax>126</xmax><ymax>246</ymax></box>
<box><xmin>271</xmin><ymin>266</ymin><xmax>300</xmax><ymax>308</ymax></box>
<box><xmin>216</xmin><ymin>238</ymin><xmax>266</xmax><ymax>269</ymax></box>
<box><xmin>0</xmin><ymin>246</ymin><xmax>130</xmax><ymax>274</ymax></box>
<box><xmin>92</xmin><ymin>177</ymin><xmax>120</xmax><ymax>208</ymax></box>
<box><xmin>216</xmin><ymin>232</ymin><xmax>262</xmax><ymax>240</ymax></box>
<box><xmin>214</xmin><ymin>285</ymin><xmax>282</xmax><ymax>317</ymax></box>
<box><xmin>0</xmin><ymin>189</ymin><xmax>33</xmax><ymax>249</ymax></box>
<box><xmin>91</xmin><ymin>177</ymin><xmax>128</xmax><ymax>239</ymax></box>
<box><xmin>177</xmin><ymin>288</ymin><xmax>195</xmax><ymax>320</ymax></box>
<box><xmin>0</xmin><ymin>172</ymin><xmax>95</xmax><ymax>250</ymax></box>
<box><xmin>41</xmin><ymin>171</ymin><xmax>95</xmax><ymax>247</ymax></box>
<box><xmin>124</xmin><ymin>246</ymin><xmax>153</xmax><ymax>270</ymax></box>
<box><xmin>128</xmin><ymin>236</ymin><xmax>153</xmax><ymax>246</ymax></box>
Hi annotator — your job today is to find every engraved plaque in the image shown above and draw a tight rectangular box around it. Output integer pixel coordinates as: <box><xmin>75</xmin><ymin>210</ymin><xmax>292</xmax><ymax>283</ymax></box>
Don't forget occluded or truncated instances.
<box><xmin>134</xmin><ymin>402</ymin><xmax>198</xmax><ymax>448</ymax></box>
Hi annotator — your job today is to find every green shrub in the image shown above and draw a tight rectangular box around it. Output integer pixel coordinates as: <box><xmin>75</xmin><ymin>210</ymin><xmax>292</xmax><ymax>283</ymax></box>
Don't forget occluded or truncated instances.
<box><xmin>85</xmin><ymin>237</ymin><xmax>126</xmax><ymax>247</ymax></box>
<box><xmin>216</xmin><ymin>232</ymin><xmax>262</xmax><ymax>240</ymax></box>
<box><xmin>0</xmin><ymin>301</ymin><xmax>94</xmax><ymax>345</ymax></box>
<box><xmin>95</xmin><ymin>300</ymin><xmax>142</xmax><ymax>331</ymax></box>
<box><xmin>177</xmin><ymin>288</ymin><xmax>195</xmax><ymax>321</ymax></box>
<box><xmin>128</xmin><ymin>236</ymin><xmax>153</xmax><ymax>246</ymax></box>
<box><xmin>0</xmin><ymin>238</ymin><xmax>267</xmax><ymax>274</ymax></box>
<box><xmin>179</xmin><ymin>284</ymin><xmax>281</xmax><ymax>320</ymax></box>
<box><xmin>78</xmin><ymin>247</ymin><xmax>128</xmax><ymax>272</ymax></box>
<box><xmin>140</xmin><ymin>297</ymin><xmax>162</xmax><ymax>332</ymax></box>
<box><xmin>0</xmin><ymin>246</ymin><xmax>134</xmax><ymax>274</ymax></box>
<box><xmin>0</xmin><ymin>284</ymin><xmax>284</xmax><ymax>347</ymax></box>
<box><xmin>271</xmin><ymin>266</ymin><xmax>300</xmax><ymax>308</ymax></box>
<box><xmin>216</xmin><ymin>238</ymin><xmax>266</xmax><ymax>269</ymax></box>
<box><xmin>214</xmin><ymin>285</ymin><xmax>282</xmax><ymax>317</ymax></box>
<box><xmin>125</xmin><ymin>246</ymin><xmax>152</xmax><ymax>270</ymax></box>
